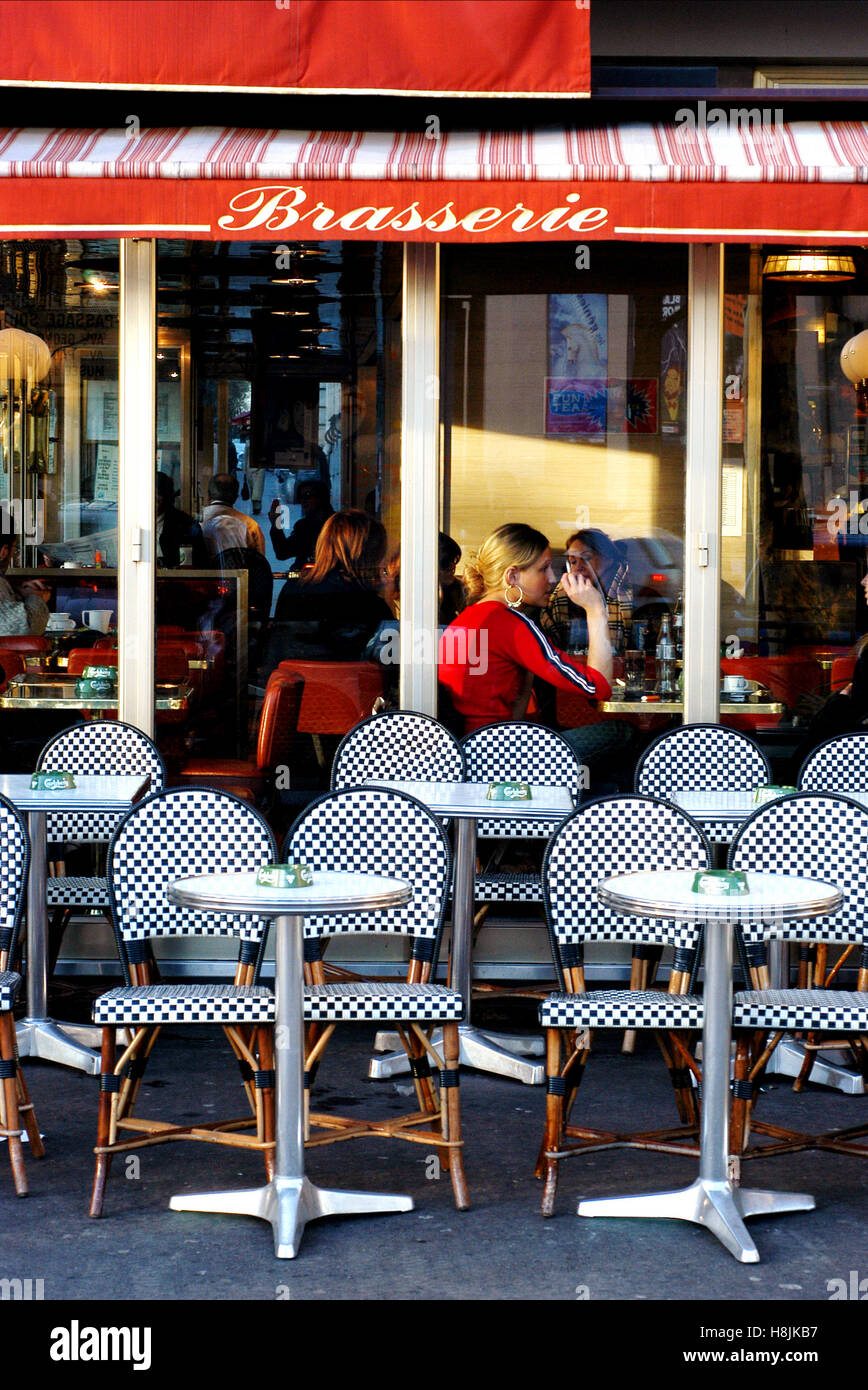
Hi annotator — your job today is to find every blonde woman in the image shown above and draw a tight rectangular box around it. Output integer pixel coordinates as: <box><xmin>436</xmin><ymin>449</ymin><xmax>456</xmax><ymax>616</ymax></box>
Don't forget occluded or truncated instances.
<box><xmin>438</xmin><ymin>523</ymin><xmax>612</xmax><ymax>733</ymax></box>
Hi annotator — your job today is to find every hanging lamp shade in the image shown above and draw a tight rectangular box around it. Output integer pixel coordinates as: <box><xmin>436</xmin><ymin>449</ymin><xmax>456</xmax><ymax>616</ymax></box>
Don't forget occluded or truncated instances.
<box><xmin>841</xmin><ymin>330</ymin><xmax>868</xmax><ymax>385</ymax></box>
<box><xmin>762</xmin><ymin>251</ymin><xmax>857</xmax><ymax>282</ymax></box>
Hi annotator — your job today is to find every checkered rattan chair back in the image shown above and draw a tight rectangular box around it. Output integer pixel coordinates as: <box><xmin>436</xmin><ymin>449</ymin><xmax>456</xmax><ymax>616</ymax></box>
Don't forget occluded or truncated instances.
<box><xmin>284</xmin><ymin>786</ymin><xmax>451</xmax><ymax>948</ymax></box>
<box><xmin>107</xmin><ymin>788</ymin><xmax>276</xmax><ymax>971</ymax></box>
<box><xmin>0</xmin><ymin>795</ymin><xmax>29</xmax><ymax>971</ymax></box>
<box><xmin>797</xmin><ymin>733</ymin><xmax>868</xmax><ymax>792</ymax></box>
<box><xmin>728</xmin><ymin>792</ymin><xmax>867</xmax><ymax>947</ymax></box>
<box><xmin>38</xmin><ymin>721</ymin><xmax>166</xmax><ymax>845</ymax></box>
<box><xmin>331</xmin><ymin>712</ymin><xmax>464</xmax><ymax>789</ymax></box>
<box><xmin>461</xmin><ymin>721</ymin><xmax>583</xmax><ymax>839</ymax></box>
<box><xmin>635</xmin><ymin>722</ymin><xmax>771</xmax><ymax>798</ymax></box>
<box><xmin>542</xmin><ymin>795</ymin><xmax>712</xmax><ymax>972</ymax></box>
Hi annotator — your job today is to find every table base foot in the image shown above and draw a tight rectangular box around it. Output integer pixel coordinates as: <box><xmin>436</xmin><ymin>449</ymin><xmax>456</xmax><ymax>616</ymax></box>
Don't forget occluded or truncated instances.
<box><xmin>765</xmin><ymin>1037</ymin><xmax>865</xmax><ymax>1094</ymax></box>
<box><xmin>578</xmin><ymin>1177</ymin><xmax>815</xmax><ymax>1263</ymax></box>
<box><xmin>369</xmin><ymin>1026</ymin><xmax>544</xmax><ymax>1084</ymax></box>
<box><xmin>170</xmin><ymin>1176</ymin><xmax>414</xmax><ymax>1258</ymax></box>
<box><xmin>15</xmin><ymin>1018</ymin><xmax>100</xmax><ymax>1075</ymax></box>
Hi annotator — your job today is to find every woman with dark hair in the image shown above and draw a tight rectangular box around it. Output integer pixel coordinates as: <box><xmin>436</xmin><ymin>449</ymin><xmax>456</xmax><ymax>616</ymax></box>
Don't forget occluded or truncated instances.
<box><xmin>274</xmin><ymin>508</ymin><xmax>394</xmax><ymax>659</ymax></box>
<box><xmin>438</xmin><ymin>522</ymin><xmax>612</xmax><ymax>733</ymax></box>
<box><xmin>541</xmin><ymin>527</ymin><xmax>632</xmax><ymax>653</ymax></box>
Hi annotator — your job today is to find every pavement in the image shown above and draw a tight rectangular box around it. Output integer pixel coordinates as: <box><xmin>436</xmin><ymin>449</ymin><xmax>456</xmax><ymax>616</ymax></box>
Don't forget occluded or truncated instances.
<box><xmin>5</xmin><ymin>982</ymin><xmax>868</xmax><ymax>1341</ymax></box>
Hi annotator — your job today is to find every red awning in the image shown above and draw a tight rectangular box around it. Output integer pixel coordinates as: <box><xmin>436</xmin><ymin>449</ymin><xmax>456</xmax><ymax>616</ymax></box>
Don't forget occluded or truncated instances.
<box><xmin>0</xmin><ymin>120</ymin><xmax>866</xmax><ymax>242</ymax></box>
<box><xmin>0</xmin><ymin>0</ymin><xmax>590</xmax><ymax>98</ymax></box>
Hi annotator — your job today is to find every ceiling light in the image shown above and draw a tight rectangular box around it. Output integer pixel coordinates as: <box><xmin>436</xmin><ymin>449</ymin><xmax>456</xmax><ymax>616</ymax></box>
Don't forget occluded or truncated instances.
<box><xmin>763</xmin><ymin>251</ymin><xmax>857</xmax><ymax>282</ymax></box>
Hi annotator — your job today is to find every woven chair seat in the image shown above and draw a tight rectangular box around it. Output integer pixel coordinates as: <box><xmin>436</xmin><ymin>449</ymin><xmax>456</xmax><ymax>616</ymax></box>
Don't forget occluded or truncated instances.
<box><xmin>93</xmin><ymin>982</ymin><xmax>275</xmax><ymax>1026</ymax></box>
<box><xmin>46</xmin><ymin>875</ymin><xmax>109</xmax><ymax>908</ymax></box>
<box><xmin>469</xmin><ymin>871</ymin><xmax>541</xmax><ymax>902</ymax></box>
<box><xmin>303</xmin><ymin>981</ymin><xmax>463</xmax><ymax>1023</ymax></box>
<box><xmin>541</xmin><ymin>988</ymin><xmax>703</xmax><ymax>1031</ymax></box>
<box><xmin>0</xmin><ymin>970</ymin><xmax>21</xmax><ymax>1011</ymax></box>
<box><xmin>734</xmin><ymin>989</ymin><xmax>868</xmax><ymax>1032</ymax></box>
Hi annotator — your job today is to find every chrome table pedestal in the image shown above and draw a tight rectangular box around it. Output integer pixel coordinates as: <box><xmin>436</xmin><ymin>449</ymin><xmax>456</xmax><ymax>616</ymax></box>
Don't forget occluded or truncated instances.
<box><xmin>168</xmin><ymin>870</ymin><xmax>413</xmax><ymax>1258</ymax></box>
<box><xmin>578</xmin><ymin>871</ymin><xmax>840</xmax><ymax>1262</ymax></box>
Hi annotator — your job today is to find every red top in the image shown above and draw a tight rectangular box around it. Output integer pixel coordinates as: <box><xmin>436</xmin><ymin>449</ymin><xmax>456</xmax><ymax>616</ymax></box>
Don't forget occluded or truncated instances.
<box><xmin>438</xmin><ymin>601</ymin><xmax>610</xmax><ymax>732</ymax></box>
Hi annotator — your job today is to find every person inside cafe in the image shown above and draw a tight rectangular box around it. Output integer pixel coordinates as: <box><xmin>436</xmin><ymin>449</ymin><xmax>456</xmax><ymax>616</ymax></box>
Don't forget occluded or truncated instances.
<box><xmin>438</xmin><ymin>530</ymin><xmax>466</xmax><ymax>625</ymax></box>
<box><xmin>0</xmin><ymin>515</ymin><xmax>48</xmax><ymax>636</ymax></box>
<box><xmin>437</xmin><ymin>522</ymin><xmax>612</xmax><ymax>745</ymax></box>
<box><xmin>541</xmin><ymin>526</ymin><xmax>633</xmax><ymax>654</ymax></box>
<box><xmin>156</xmin><ymin>471</ymin><xmax>208</xmax><ymax>568</ymax></box>
<box><xmin>201</xmin><ymin>473</ymin><xmax>265</xmax><ymax>559</ymax></box>
<box><xmin>787</xmin><ymin>568</ymin><xmax>868</xmax><ymax>777</ymax></box>
<box><xmin>268</xmin><ymin>479</ymin><xmax>334</xmax><ymax>570</ymax></box>
<box><xmin>273</xmin><ymin>507</ymin><xmax>394</xmax><ymax>659</ymax></box>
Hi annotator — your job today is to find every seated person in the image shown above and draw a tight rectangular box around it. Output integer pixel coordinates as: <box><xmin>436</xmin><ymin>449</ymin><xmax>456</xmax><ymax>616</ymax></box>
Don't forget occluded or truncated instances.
<box><xmin>269</xmin><ymin>480</ymin><xmax>333</xmax><ymax>569</ymax></box>
<box><xmin>156</xmin><ymin>472</ymin><xmax>208</xmax><ymax>568</ymax></box>
<box><xmin>0</xmin><ymin>518</ymin><xmax>48</xmax><ymax>635</ymax></box>
<box><xmin>438</xmin><ymin>522</ymin><xmax>612</xmax><ymax>734</ymax></box>
<box><xmin>273</xmin><ymin>509</ymin><xmax>394</xmax><ymax>660</ymax></box>
<box><xmin>439</xmin><ymin>531</ymin><xmax>466</xmax><ymax>625</ymax></box>
<box><xmin>202</xmin><ymin>473</ymin><xmax>265</xmax><ymax>559</ymax></box>
<box><xmin>542</xmin><ymin>527</ymin><xmax>632</xmax><ymax>653</ymax></box>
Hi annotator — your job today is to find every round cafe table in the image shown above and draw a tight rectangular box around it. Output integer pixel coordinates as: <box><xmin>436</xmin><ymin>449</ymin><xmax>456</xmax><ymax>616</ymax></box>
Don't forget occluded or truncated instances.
<box><xmin>167</xmin><ymin>868</ymin><xmax>412</xmax><ymax>1259</ymax></box>
<box><xmin>585</xmin><ymin>868</ymin><xmax>842</xmax><ymax>1264</ymax></box>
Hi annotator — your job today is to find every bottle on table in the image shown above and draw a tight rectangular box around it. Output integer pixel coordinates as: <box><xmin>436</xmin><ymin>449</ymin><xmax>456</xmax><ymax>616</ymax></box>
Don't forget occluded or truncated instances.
<box><xmin>656</xmin><ymin>611</ymin><xmax>677</xmax><ymax>697</ymax></box>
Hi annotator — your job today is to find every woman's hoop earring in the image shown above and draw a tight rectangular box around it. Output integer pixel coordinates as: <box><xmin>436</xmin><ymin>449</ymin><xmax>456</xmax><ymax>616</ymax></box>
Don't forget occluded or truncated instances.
<box><xmin>505</xmin><ymin>581</ymin><xmax>524</xmax><ymax>609</ymax></box>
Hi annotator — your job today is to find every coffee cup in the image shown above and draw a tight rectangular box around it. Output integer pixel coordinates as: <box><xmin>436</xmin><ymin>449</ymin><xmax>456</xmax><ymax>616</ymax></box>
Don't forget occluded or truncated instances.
<box><xmin>82</xmin><ymin>609</ymin><xmax>113</xmax><ymax>633</ymax></box>
<box><xmin>46</xmin><ymin>613</ymin><xmax>75</xmax><ymax>632</ymax></box>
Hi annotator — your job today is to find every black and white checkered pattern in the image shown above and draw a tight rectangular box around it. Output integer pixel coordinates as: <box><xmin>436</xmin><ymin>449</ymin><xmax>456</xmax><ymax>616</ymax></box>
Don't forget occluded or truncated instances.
<box><xmin>303</xmin><ymin>981</ymin><xmax>463</xmax><ymax>1023</ymax></box>
<box><xmin>0</xmin><ymin>798</ymin><xmax>30</xmax><ymax>969</ymax></box>
<box><xmin>541</xmin><ymin>988</ymin><xmax>703</xmax><ymax>1030</ymax></box>
<box><xmin>635</xmin><ymin>723</ymin><xmax>770</xmax><ymax>798</ymax></box>
<box><xmin>461</xmin><ymin>722</ymin><xmax>582</xmax><ymax>839</ymax></box>
<box><xmin>93</xmin><ymin>982</ymin><xmax>275</xmax><ymax>1025</ymax></box>
<box><xmin>798</xmin><ymin>733</ymin><xmax>868</xmax><ymax>793</ymax></box>
<box><xmin>0</xmin><ymin>970</ymin><xmax>21</xmax><ymax>1011</ymax></box>
<box><xmin>733</xmin><ymin>989</ymin><xmax>868</xmax><ymax>1031</ymax></box>
<box><xmin>543</xmin><ymin>795</ymin><xmax>711</xmax><ymax>955</ymax></box>
<box><xmin>38</xmin><ymin>721</ymin><xmax>166</xmax><ymax>844</ymax></box>
<box><xmin>46</xmin><ymin>875</ymin><xmax>109</xmax><ymax>909</ymax></box>
<box><xmin>729</xmin><ymin>793</ymin><xmax>868</xmax><ymax>945</ymax></box>
<box><xmin>107</xmin><ymin>787</ymin><xmax>277</xmax><ymax>951</ymax></box>
<box><xmin>285</xmin><ymin>787</ymin><xmax>451</xmax><ymax>943</ymax></box>
<box><xmin>332</xmin><ymin>712</ymin><xmax>464</xmax><ymax>789</ymax></box>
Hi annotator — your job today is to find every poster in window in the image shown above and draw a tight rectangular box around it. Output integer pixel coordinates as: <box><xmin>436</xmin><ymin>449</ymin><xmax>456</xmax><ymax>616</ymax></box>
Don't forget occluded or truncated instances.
<box><xmin>660</xmin><ymin>320</ymin><xmax>687</xmax><ymax>436</ymax></box>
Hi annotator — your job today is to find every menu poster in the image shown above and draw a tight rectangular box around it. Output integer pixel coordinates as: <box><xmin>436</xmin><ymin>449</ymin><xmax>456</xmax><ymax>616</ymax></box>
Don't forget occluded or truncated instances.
<box><xmin>94</xmin><ymin>443</ymin><xmax>119</xmax><ymax>502</ymax></box>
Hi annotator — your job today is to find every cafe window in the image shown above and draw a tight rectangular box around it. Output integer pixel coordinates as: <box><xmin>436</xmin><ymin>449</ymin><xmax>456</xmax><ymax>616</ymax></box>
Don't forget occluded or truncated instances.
<box><xmin>0</xmin><ymin>238</ymin><xmax>120</xmax><ymax>769</ymax></box>
<box><xmin>440</xmin><ymin>242</ymin><xmax>689</xmax><ymax>789</ymax></box>
<box><xmin>155</xmin><ymin>240</ymin><xmax>402</xmax><ymax>805</ymax></box>
<box><xmin>720</xmin><ymin>244</ymin><xmax>868</xmax><ymax>779</ymax></box>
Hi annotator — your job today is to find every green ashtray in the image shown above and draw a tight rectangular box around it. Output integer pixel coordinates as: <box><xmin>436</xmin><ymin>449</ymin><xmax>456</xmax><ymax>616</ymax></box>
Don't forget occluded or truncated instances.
<box><xmin>487</xmin><ymin>781</ymin><xmax>532</xmax><ymax>802</ymax></box>
<box><xmin>30</xmin><ymin>770</ymin><xmax>76</xmax><ymax>791</ymax></box>
<box><xmin>256</xmin><ymin>862</ymin><xmax>314</xmax><ymax>889</ymax></box>
<box><xmin>76</xmin><ymin>676</ymin><xmax>117</xmax><ymax>697</ymax></box>
<box><xmin>752</xmin><ymin>784</ymin><xmax>796</xmax><ymax>806</ymax></box>
<box><xmin>692</xmin><ymin>869</ymin><xmax>749</xmax><ymax>897</ymax></box>
<box><xmin>82</xmin><ymin>665</ymin><xmax>117</xmax><ymax>681</ymax></box>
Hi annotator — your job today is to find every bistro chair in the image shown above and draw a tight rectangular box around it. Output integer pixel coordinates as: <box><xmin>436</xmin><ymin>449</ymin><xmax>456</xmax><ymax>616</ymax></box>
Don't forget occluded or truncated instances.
<box><xmin>331</xmin><ymin>710</ymin><xmax>464</xmax><ymax>789</ymax></box>
<box><xmin>285</xmin><ymin>786</ymin><xmax>468</xmax><ymax>1209</ymax></box>
<box><xmin>536</xmin><ymin>794</ymin><xmax>711</xmax><ymax>1214</ymax></box>
<box><xmin>277</xmin><ymin>660</ymin><xmax>386</xmax><ymax>769</ymax></box>
<box><xmin>797</xmin><ymin>732</ymin><xmax>868</xmax><ymax>792</ymax></box>
<box><xmin>0</xmin><ymin>794</ymin><xmax>43</xmax><ymax>1194</ymax></box>
<box><xmin>176</xmin><ymin>669</ymin><xmax>304</xmax><ymax>815</ymax></box>
<box><xmin>629</xmin><ymin>723</ymin><xmax>771</xmax><ymax>1043</ymax></box>
<box><xmin>728</xmin><ymin>791</ymin><xmax>868</xmax><ymax>1159</ymax></box>
<box><xmin>88</xmin><ymin>786</ymin><xmax>277</xmax><ymax>1217</ymax></box>
<box><xmin>37</xmin><ymin>721</ymin><xmax>166</xmax><ymax>974</ymax></box>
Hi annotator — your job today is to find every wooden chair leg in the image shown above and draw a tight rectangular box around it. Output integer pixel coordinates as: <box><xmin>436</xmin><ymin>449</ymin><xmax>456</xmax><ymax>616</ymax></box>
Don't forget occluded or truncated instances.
<box><xmin>15</xmin><ymin>1064</ymin><xmax>44</xmax><ymax>1158</ymax></box>
<box><xmin>89</xmin><ymin>1027</ymin><xmax>118</xmax><ymax>1218</ymax></box>
<box><xmin>256</xmin><ymin>1025</ymin><xmax>276</xmax><ymax>1182</ymax></box>
<box><xmin>731</xmin><ymin>1033</ymin><xmax>752</xmax><ymax>1153</ymax></box>
<box><xmin>540</xmin><ymin>1028</ymin><xmax>564</xmax><ymax>1216</ymax></box>
<box><xmin>0</xmin><ymin>1012</ymin><xmax>27</xmax><ymax>1195</ymax></box>
<box><xmin>440</xmin><ymin>1022</ymin><xmax>468</xmax><ymax>1211</ymax></box>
